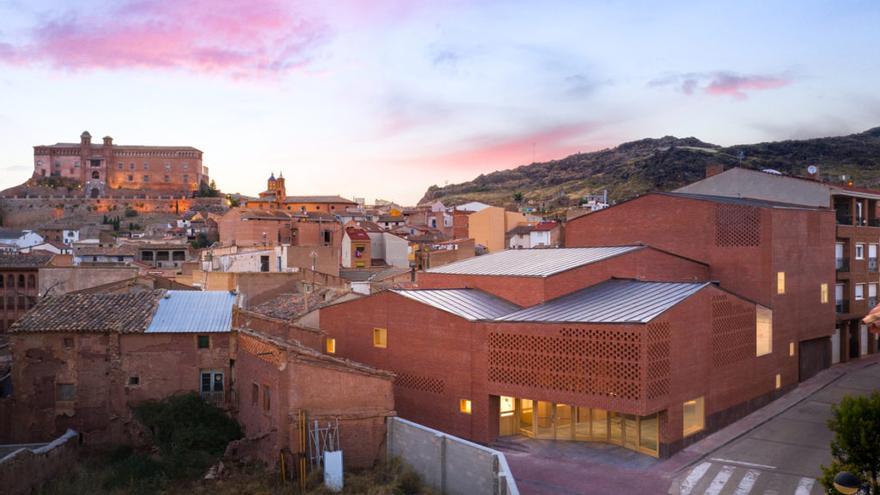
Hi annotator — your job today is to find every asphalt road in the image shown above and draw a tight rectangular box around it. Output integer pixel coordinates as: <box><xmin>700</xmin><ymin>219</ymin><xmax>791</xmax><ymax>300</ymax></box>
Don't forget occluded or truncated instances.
<box><xmin>669</xmin><ymin>362</ymin><xmax>880</xmax><ymax>495</ymax></box>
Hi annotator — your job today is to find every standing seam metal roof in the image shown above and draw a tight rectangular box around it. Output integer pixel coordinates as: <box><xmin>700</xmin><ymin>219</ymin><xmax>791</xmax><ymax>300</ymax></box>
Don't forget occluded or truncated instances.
<box><xmin>391</xmin><ymin>289</ymin><xmax>521</xmax><ymax>321</ymax></box>
<box><xmin>145</xmin><ymin>290</ymin><xmax>236</xmax><ymax>333</ymax></box>
<box><xmin>425</xmin><ymin>246</ymin><xmax>642</xmax><ymax>277</ymax></box>
<box><xmin>496</xmin><ymin>279</ymin><xmax>710</xmax><ymax>323</ymax></box>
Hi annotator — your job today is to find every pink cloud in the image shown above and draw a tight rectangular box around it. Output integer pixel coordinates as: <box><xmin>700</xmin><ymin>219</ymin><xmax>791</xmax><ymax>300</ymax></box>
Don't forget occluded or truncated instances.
<box><xmin>411</xmin><ymin>122</ymin><xmax>602</xmax><ymax>172</ymax></box>
<box><xmin>650</xmin><ymin>71</ymin><xmax>792</xmax><ymax>100</ymax></box>
<box><xmin>2</xmin><ymin>0</ymin><xmax>330</xmax><ymax>77</ymax></box>
<box><xmin>703</xmin><ymin>72</ymin><xmax>790</xmax><ymax>99</ymax></box>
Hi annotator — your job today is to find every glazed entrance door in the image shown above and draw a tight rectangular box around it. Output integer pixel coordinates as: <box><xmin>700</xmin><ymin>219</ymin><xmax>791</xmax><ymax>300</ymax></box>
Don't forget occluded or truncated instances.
<box><xmin>609</xmin><ymin>412</ymin><xmax>624</xmax><ymax>445</ymax></box>
<box><xmin>535</xmin><ymin>401</ymin><xmax>555</xmax><ymax>439</ymax></box>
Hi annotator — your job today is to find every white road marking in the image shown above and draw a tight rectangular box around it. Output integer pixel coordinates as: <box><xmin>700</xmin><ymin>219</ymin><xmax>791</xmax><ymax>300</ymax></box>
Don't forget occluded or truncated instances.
<box><xmin>732</xmin><ymin>469</ymin><xmax>760</xmax><ymax>495</ymax></box>
<box><xmin>679</xmin><ymin>462</ymin><xmax>712</xmax><ymax>495</ymax></box>
<box><xmin>709</xmin><ymin>458</ymin><xmax>776</xmax><ymax>470</ymax></box>
<box><xmin>704</xmin><ymin>465</ymin><xmax>735</xmax><ymax>495</ymax></box>
<box><xmin>795</xmin><ymin>477</ymin><xmax>816</xmax><ymax>495</ymax></box>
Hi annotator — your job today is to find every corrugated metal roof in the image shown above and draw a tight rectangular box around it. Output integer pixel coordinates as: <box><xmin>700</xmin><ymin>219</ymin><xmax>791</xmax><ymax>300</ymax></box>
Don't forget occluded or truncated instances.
<box><xmin>425</xmin><ymin>246</ymin><xmax>642</xmax><ymax>277</ymax></box>
<box><xmin>391</xmin><ymin>289</ymin><xmax>520</xmax><ymax>321</ymax></box>
<box><xmin>146</xmin><ymin>290</ymin><xmax>236</xmax><ymax>333</ymax></box>
<box><xmin>497</xmin><ymin>279</ymin><xmax>710</xmax><ymax>323</ymax></box>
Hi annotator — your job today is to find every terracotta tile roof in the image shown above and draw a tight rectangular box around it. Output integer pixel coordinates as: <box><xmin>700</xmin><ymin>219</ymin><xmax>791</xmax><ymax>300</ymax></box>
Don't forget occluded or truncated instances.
<box><xmin>74</xmin><ymin>245</ymin><xmax>138</xmax><ymax>257</ymax></box>
<box><xmin>0</xmin><ymin>253</ymin><xmax>54</xmax><ymax>268</ymax></box>
<box><xmin>533</xmin><ymin>221</ymin><xmax>558</xmax><ymax>231</ymax></box>
<box><xmin>9</xmin><ymin>291</ymin><xmax>163</xmax><ymax>333</ymax></box>
<box><xmin>283</xmin><ymin>195</ymin><xmax>357</xmax><ymax>205</ymax></box>
<box><xmin>345</xmin><ymin>227</ymin><xmax>371</xmax><ymax>241</ymax></box>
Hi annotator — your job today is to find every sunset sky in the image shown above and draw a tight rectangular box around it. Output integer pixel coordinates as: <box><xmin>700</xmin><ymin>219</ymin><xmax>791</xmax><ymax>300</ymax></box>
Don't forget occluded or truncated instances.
<box><xmin>0</xmin><ymin>0</ymin><xmax>878</xmax><ymax>204</ymax></box>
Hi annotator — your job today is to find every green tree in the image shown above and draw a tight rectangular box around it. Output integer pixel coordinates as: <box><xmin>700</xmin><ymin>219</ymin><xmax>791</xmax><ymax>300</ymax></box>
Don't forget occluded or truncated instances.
<box><xmin>513</xmin><ymin>191</ymin><xmax>524</xmax><ymax>204</ymax></box>
<box><xmin>820</xmin><ymin>392</ymin><xmax>880</xmax><ymax>494</ymax></box>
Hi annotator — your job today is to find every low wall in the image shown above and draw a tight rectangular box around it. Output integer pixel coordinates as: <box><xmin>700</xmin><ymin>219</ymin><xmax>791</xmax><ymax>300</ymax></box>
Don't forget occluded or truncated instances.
<box><xmin>0</xmin><ymin>429</ymin><xmax>79</xmax><ymax>495</ymax></box>
<box><xmin>387</xmin><ymin>417</ymin><xmax>518</xmax><ymax>495</ymax></box>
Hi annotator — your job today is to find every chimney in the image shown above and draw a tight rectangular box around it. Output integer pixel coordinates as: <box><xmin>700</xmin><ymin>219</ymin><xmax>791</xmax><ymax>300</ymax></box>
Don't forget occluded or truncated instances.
<box><xmin>705</xmin><ymin>164</ymin><xmax>724</xmax><ymax>178</ymax></box>
<box><xmin>103</xmin><ymin>136</ymin><xmax>113</xmax><ymax>146</ymax></box>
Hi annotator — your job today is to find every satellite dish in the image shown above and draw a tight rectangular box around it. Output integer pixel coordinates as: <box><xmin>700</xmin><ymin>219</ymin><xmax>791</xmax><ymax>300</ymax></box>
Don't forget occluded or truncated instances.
<box><xmin>807</xmin><ymin>165</ymin><xmax>818</xmax><ymax>175</ymax></box>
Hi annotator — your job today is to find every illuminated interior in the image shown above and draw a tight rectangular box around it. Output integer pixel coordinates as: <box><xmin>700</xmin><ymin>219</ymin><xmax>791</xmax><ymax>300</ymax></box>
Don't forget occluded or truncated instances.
<box><xmin>498</xmin><ymin>396</ymin><xmax>659</xmax><ymax>456</ymax></box>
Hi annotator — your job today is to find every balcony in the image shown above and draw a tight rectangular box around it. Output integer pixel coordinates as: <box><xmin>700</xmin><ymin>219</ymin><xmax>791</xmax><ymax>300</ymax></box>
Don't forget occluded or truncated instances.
<box><xmin>869</xmin><ymin>297</ymin><xmax>878</xmax><ymax>309</ymax></box>
<box><xmin>870</xmin><ymin>258</ymin><xmax>879</xmax><ymax>272</ymax></box>
<box><xmin>836</xmin><ymin>300</ymin><xmax>850</xmax><ymax>314</ymax></box>
<box><xmin>836</xmin><ymin>258</ymin><xmax>850</xmax><ymax>272</ymax></box>
<box><xmin>837</xmin><ymin>215</ymin><xmax>880</xmax><ymax>227</ymax></box>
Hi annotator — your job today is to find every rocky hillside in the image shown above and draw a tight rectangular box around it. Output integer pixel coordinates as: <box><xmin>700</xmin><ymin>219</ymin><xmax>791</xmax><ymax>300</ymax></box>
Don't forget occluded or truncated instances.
<box><xmin>420</xmin><ymin>127</ymin><xmax>880</xmax><ymax>209</ymax></box>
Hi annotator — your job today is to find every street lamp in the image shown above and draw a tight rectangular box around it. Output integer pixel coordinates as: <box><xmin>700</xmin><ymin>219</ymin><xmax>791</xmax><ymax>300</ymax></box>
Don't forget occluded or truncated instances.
<box><xmin>833</xmin><ymin>471</ymin><xmax>864</xmax><ymax>495</ymax></box>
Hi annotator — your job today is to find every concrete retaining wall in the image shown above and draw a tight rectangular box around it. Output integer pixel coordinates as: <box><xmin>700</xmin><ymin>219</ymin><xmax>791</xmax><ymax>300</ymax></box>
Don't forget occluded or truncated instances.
<box><xmin>0</xmin><ymin>429</ymin><xmax>79</xmax><ymax>495</ymax></box>
<box><xmin>387</xmin><ymin>417</ymin><xmax>518</xmax><ymax>495</ymax></box>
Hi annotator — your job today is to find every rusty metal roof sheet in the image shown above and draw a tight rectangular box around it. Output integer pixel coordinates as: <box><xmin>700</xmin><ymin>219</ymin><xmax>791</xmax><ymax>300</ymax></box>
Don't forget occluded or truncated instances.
<box><xmin>496</xmin><ymin>279</ymin><xmax>710</xmax><ymax>323</ymax></box>
<box><xmin>145</xmin><ymin>290</ymin><xmax>235</xmax><ymax>333</ymax></box>
<box><xmin>425</xmin><ymin>246</ymin><xmax>642</xmax><ymax>277</ymax></box>
<box><xmin>391</xmin><ymin>289</ymin><xmax>520</xmax><ymax>321</ymax></box>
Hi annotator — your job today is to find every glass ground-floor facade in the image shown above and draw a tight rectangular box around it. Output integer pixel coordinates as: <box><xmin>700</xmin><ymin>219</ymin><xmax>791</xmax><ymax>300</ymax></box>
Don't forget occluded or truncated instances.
<box><xmin>498</xmin><ymin>396</ymin><xmax>660</xmax><ymax>457</ymax></box>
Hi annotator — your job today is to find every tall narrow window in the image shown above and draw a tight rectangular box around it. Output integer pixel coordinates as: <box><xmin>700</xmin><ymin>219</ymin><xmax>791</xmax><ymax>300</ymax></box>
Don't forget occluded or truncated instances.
<box><xmin>855</xmin><ymin>283</ymin><xmax>865</xmax><ymax>301</ymax></box>
<box><xmin>820</xmin><ymin>283</ymin><xmax>829</xmax><ymax>304</ymax></box>
<box><xmin>682</xmin><ymin>397</ymin><xmax>705</xmax><ymax>437</ymax></box>
<box><xmin>325</xmin><ymin>338</ymin><xmax>336</xmax><ymax>354</ymax></box>
<box><xmin>373</xmin><ymin>328</ymin><xmax>387</xmax><ymax>348</ymax></box>
<box><xmin>263</xmin><ymin>385</ymin><xmax>271</xmax><ymax>411</ymax></box>
<box><xmin>776</xmin><ymin>272</ymin><xmax>785</xmax><ymax>295</ymax></box>
<box><xmin>756</xmin><ymin>306</ymin><xmax>773</xmax><ymax>356</ymax></box>
<box><xmin>251</xmin><ymin>383</ymin><xmax>259</xmax><ymax>405</ymax></box>
<box><xmin>856</xmin><ymin>243</ymin><xmax>865</xmax><ymax>260</ymax></box>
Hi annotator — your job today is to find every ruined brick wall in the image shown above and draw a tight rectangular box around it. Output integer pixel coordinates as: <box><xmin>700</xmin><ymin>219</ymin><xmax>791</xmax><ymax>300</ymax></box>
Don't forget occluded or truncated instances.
<box><xmin>6</xmin><ymin>332</ymin><xmax>231</xmax><ymax>445</ymax></box>
<box><xmin>0</xmin><ymin>197</ymin><xmax>222</xmax><ymax>228</ymax></box>
<box><xmin>39</xmin><ymin>266</ymin><xmax>139</xmax><ymax>295</ymax></box>
<box><xmin>0</xmin><ymin>429</ymin><xmax>79</xmax><ymax>495</ymax></box>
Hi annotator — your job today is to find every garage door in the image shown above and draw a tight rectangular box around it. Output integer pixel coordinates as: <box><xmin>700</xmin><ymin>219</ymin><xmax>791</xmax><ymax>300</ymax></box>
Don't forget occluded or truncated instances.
<box><xmin>799</xmin><ymin>337</ymin><xmax>831</xmax><ymax>382</ymax></box>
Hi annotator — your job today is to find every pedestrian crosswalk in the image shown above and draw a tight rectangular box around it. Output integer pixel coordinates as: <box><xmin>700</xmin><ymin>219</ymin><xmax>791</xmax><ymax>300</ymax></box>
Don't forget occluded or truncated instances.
<box><xmin>669</xmin><ymin>461</ymin><xmax>822</xmax><ymax>495</ymax></box>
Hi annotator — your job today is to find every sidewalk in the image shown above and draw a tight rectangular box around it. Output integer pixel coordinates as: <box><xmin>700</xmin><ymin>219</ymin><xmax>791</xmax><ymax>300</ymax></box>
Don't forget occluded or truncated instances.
<box><xmin>657</xmin><ymin>352</ymin><xmax>880</xmax><ymax>477</ymax></box>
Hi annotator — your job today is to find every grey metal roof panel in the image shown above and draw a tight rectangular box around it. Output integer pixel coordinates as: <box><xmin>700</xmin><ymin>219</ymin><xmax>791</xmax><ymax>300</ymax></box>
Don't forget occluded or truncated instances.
<box><xmin>391</xmin><ymin>289</ymin><xmax>521</xmax><ymax>321</ymax></box>
<box><xmin>145</xmin><ymin>290</ymin><xmax>236</xmax><ymax>333</ymax></box>
<box><xmin>660</xmin><ymin>192</ymin><xmax>828</xmax><ymax>211</ymax></box>
<box><xmin>425</xmin><ymin>246</ymin><xmax>642</xmax><ymax>277</ymax></box>
<box><xmin>497</xmin><ymin>279</ymin><xmax>710</xmax><ymax>323</ymax></box>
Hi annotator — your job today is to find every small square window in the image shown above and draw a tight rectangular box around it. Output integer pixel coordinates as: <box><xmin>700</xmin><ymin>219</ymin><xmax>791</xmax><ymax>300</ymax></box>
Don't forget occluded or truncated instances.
<box><xmin>459</xmin><ymin>399</ymin><xmax>472</xmax><ymax>414</ymax></box>
<box><xmin>372</xmin><ymin>328</ymin><xmax>387</xmax><ymax>348</ymax></box>
<box><xmin>56</xmin><ymin>383</ymin><xmax>75</xmax><ymax>402</ymax></box>
<box><xmin>326</xmin><ymin>338</ymin><xmax>336</xmax><ymax>354</ymax></box>
<box><xmin>128</xmin><ymin>376</ymin><xmax>140</xmax><ymax>386</ymax></box>
<box><xmin>197</xmin><ymin>335</ymin><xmax>210</xmax><ymax>349</ymax></box>
<box><xmin>63</xmin><ymin>337</ymin><xmax>74</xmax><ymax>349</ymax></box>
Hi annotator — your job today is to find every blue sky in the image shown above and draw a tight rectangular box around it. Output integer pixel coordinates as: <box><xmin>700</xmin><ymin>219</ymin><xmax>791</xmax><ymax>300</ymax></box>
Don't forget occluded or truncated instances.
<box><xmin>0</xmin><ymin>0</ymin><xmax>878</xmax><ymax>204</ymax></box>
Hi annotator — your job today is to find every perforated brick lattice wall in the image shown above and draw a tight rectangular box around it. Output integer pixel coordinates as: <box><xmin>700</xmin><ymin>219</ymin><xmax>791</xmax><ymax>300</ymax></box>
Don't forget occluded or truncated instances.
<box><xmin>645</xmin><ymin>321</ymin><xmax>671</xmax><ymax>400</ymax></box>
<box><xmin>711</xmin><ymin>295</ymin><xmax>754</xmax><ymax>367</ymax></box>
<box><xmin>487</xmin><ymin>327</ymin><xmax>642</xmax><ymax>402</ymax></box>
<box><xmin>715</xmin><ymin>204</ymin><xmax>761</xmax><ymax>247</ymax></box>
<box><xmin>393</xmin><ymin>371</ymin><xmax>445</xmax><ymax>394</ymax></box>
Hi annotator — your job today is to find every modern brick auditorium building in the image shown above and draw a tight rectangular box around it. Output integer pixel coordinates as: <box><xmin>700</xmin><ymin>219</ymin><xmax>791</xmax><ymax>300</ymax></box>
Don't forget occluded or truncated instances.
<box><xmin>33</xmin><ymin>131</ymin><xmax>209</xmax><ymax>197</ymax></box>
<box><xmin>320</xmin><ymin>190</ymin><xmax>837</xmax><ymax>458</ymax></box>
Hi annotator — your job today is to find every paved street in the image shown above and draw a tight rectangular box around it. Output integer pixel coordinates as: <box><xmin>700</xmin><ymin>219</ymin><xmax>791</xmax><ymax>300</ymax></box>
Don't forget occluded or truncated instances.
<box><xmin>669</xmin><ymin>358</ymin><xmax>880</xmax><ymax>495</ymax></box>
<box><xmin>497</xmin><ymin>354</ymin><xmax>880</xmax><ymax>495</ymax></box>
